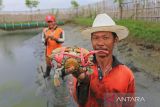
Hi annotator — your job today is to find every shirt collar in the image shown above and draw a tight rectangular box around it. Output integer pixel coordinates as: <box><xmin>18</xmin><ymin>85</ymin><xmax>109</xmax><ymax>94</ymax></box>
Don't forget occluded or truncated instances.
<box><xmin>93</xmin><ymin>55</ymin><xmax>122</xmax><ymax>68</ymax></box>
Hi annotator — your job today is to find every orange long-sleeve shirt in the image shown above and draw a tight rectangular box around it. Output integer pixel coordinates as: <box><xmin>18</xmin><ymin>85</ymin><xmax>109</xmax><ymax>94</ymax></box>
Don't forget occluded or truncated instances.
<box><xmin>73</xmin><ymin>56</ymin><xmax>135</xmax><ymax>107</ymax></box>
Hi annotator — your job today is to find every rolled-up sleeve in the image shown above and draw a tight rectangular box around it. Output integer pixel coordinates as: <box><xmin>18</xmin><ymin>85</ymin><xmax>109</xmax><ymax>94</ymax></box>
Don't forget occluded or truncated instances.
<box><xmin>57</xmin><ymin>30</ymin><xmax>65</xmax><ymax>43</ymax></box>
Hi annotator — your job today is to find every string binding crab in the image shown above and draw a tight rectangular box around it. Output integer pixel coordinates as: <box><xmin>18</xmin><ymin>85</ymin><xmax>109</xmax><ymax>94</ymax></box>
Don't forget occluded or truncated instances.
<box><xmin>49</xmin><ymin>46</ymin><xmax>108</xmax><ymax>87</ymax></box>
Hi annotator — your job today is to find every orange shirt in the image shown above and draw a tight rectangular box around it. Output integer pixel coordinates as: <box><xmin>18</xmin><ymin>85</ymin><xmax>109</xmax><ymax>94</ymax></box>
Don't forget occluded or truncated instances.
<box><xmin>74</xmin><ymin>56</ymin><xmax>135</xmax><ymax>107</ymax></box>
<box><xmin>43</xmin><ymin>27</ymin><xmax>63</xmax><ymax>56</ymax></box>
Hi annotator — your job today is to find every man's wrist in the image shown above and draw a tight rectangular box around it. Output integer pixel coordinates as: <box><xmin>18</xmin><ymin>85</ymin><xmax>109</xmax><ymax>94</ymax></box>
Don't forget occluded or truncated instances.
<box><xmin>72</xmin><ymin>70</ymin><xmax>81</xmax><ymax>78</ymax></box>
<box><xmin>77</xmin><ymin>73</ymin><xmax>89</xmax><ymax>84</ymax></box>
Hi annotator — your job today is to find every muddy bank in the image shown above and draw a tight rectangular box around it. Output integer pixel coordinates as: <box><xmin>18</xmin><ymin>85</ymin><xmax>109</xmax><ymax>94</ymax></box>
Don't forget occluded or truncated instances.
<box><xmin>116</xmin><ymin>39</ymin><xmax>160</xmax><ymax>79</ymax></box>
<box><xmin>113</xmin><ymin>38</ymin><xmax>160</xmax><ymax>107</ymax></box>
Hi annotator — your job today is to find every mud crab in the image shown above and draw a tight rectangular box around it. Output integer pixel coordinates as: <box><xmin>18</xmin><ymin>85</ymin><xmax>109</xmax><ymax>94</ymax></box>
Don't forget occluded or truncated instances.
<box><xmin>49</xmin><ymin>46</ymin><xmax>108</xmax><ymax>87</ymax></box>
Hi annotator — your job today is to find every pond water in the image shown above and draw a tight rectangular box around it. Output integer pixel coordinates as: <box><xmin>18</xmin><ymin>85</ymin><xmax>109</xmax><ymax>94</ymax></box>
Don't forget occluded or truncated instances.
<box><xmin>0</xmin><ymin>29</ymin><xmax>46</xmax><ymax>107</ymax></box>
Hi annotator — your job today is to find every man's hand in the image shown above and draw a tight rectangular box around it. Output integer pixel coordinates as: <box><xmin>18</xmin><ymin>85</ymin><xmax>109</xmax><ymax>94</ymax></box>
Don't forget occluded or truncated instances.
<box><xmin>65</xmin><ymin>66</ymin><xmax>87</xmax><ymax>81</ymax></box>
<box><xmin>48</xmin><ymin>36</ymin><xmax>54</xmax><ymax>39</ymax></box>
<box><xmin>48</xmin><ymin>36</ymin><xmax>57</xmax><ymax>41</ymax></box>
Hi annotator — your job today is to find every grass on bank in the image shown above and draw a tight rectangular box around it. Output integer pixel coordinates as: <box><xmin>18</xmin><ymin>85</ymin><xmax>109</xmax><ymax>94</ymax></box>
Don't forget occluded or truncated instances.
<box><xmin>72</xmin><ymin>17</ymin><xmax>160</xmax><ymax>43</ymax></box>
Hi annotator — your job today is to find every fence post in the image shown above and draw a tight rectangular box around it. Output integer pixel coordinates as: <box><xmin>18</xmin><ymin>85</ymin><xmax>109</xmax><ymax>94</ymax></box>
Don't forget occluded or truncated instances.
<box><xmin>103</xmin><ymin>0</ymin><xmax>106</xmax><ymax>13</ymax></box>
<box><xmin>88</xmin><ymin>4</ymin><xmax>92</xmax><ymax>18</ymax></box>
<box><xmin>2</xmin><ymin>15</ymin><xmax>5</xmax><ymax>23</ymax></box>
<box><xmin>134</xmin><ymin>0</ymin><xmax>137</xmax><ymax>20</ymax></box>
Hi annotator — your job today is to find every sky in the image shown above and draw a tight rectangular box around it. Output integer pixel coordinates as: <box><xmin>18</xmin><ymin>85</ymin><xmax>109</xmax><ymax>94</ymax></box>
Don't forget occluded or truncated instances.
<box><xmin>0</xmin><ymin>0</ymin><xmax>103</xmax><ymax>11</ymax></box>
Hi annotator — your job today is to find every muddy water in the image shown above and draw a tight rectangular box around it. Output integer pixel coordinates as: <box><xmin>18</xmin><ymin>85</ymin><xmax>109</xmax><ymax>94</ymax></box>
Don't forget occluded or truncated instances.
<box><xmin>0</xmin><ymin>29</ymin><xmax>46</xmax><ymax>107</ymax></box>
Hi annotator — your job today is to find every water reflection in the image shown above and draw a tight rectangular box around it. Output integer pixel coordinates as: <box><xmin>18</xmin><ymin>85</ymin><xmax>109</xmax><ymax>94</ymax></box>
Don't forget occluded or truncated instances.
<box><xmin>0</xmin><ymin>30</ymin><xmax>39</xmax><ymax>83</ymax></box>
<box><xmin>0</xmin><ymin>29</ymin><xmax>45</xmax><ymax>107</ymax></box>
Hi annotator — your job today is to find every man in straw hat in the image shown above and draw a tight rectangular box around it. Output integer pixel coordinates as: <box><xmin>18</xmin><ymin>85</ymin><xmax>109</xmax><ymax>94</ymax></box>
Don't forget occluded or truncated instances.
<box><xmin>67</xmin><ymin>13</ymin><xmax>135</xmax><ymax>107</ymax></box>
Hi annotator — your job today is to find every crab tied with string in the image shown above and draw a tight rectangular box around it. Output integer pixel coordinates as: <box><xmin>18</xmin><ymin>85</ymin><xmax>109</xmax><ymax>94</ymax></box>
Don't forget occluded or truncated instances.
<box><xmin>49</xmin><ymin>47</ymin><xmax>109</xmax><ymax>87</ymax></box>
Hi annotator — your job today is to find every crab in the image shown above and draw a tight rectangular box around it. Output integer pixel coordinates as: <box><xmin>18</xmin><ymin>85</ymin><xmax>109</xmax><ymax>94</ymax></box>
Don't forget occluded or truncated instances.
<box><xmin>49</xmin><ymin>47</ymin><xmax>94</xmax><ymax>70</ymax></box>
<box><xmin>49</xmin><ymin>46</ymin><xmax>109</xmax><ymax>86</ymax></box>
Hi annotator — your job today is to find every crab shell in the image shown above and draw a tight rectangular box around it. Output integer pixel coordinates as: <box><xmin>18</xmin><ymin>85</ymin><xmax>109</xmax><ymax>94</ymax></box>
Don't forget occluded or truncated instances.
<box><xmin>49</xmin><ymin>47</ymin><xmax>66</xmax><ymax>59</ymax></box>
<box><xmin>64</xmin><ymin>58</ymin><xmax>80</xmax><ymax>71</ymax></box>
<box><xmin>74</xmin><ymin>47</ymin><xmax>90</xmax><ymax>56</ymax></box>
<box><xmin>49</xmin><ymin>47</ymin><xmax>94</xmax><ymax>67</ymax></box>
<box><xmin>50</xmin><ymin>47</ymin><xmax>91</xmax><ymax>58</ymax></box>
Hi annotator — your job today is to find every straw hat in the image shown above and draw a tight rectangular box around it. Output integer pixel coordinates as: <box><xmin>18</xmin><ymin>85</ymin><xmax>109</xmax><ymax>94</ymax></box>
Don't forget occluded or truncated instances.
<box><xmin>81</xmin><ymin>13</ymin><xmax>129</xmax><ymax>40</ymax></box>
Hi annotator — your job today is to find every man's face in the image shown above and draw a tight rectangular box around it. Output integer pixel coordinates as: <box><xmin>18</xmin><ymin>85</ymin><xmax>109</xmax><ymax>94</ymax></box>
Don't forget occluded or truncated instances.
<box><xmin>91</xmin><ymin>31</ymin><xmax>117</xmax><ymax>57</ymax></box>
<box><xmin>47</xmin><ymin>21</ymin><xmax>56</xmax><ymax>29</ymax></box>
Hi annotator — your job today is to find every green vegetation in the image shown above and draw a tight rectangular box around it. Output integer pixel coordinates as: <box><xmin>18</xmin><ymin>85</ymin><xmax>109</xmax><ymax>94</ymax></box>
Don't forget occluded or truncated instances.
<box><xmin>71</xmin><ymin>0</ymin><xmax>79</xmax><ymax>8</ymax></box>
<box><xmin>71</xmin><ymin>0</ymin><xmax>79</xmax><ymax>17</ymax></box>
<box><xmin>25</xmin><ymin>0</ymin><xmax>39</xmax><ymax>10</ymax></box>
<box><xmin>72</xmin><ymin>17</ymin><xmax>160</xmax><ymax>43</ymax></box>
<box><xmin>72</xmin><ymin>17</ymin><xmax>93</xmax><ymax>26</ymax></box>
<box><xmin>116</xmin><ymin>19</ymin><xmax>160</xmax><ymax>43</ymax></box>
<box><xmin>25</xmin><ymin>0</ymin><xmax>40</xmax><ymax>21</ymax></box>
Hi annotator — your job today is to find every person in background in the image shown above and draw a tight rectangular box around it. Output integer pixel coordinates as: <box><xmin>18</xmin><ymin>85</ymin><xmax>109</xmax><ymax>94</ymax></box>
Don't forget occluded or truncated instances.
<box><xmin>66</xmin><ymin>13</ymin><xmax>135</xmax><ymax>107</ymax></box>
<box><xmin>42</xmin><ymin>15</ymin><xmax>65</xmax><ymax>78</ymax></box>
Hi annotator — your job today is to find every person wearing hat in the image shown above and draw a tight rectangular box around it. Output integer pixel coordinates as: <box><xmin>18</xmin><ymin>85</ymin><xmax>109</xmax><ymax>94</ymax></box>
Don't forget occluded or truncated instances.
<box><xmin>42</xmin><ymin>15</ymin><xmax>65</xmax><ymax>78</ymax></box>
<box><xmin>67</xmin><ymin>13</ymin><xmax>135</xmax><ymax>107</ymax></box>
